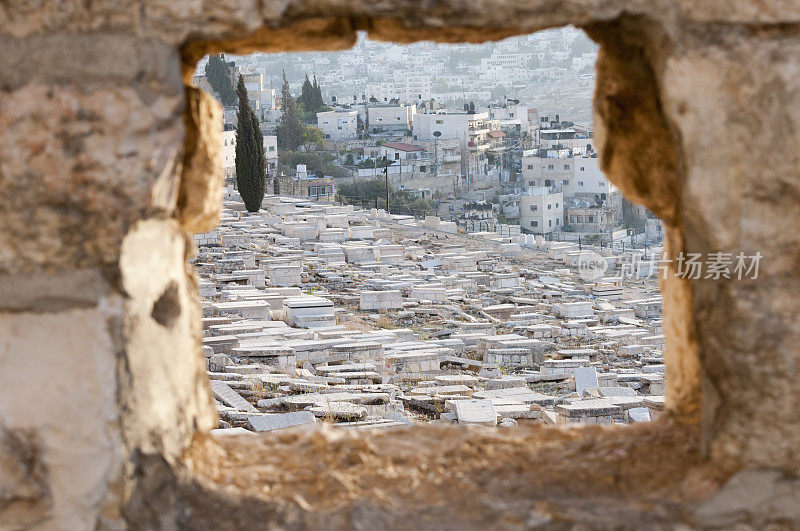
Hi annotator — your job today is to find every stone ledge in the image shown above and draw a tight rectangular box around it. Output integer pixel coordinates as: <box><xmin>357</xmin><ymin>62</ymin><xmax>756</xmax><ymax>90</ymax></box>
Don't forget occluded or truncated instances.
<box><xmin>175</xmin><ymin>420</ymin><xmax>747</xmax><ymax>528</ymax></box>
<box><xmin>0</xmin><ymin>269</ymin><xmax>109</xmax><ymax>312</ymax></box>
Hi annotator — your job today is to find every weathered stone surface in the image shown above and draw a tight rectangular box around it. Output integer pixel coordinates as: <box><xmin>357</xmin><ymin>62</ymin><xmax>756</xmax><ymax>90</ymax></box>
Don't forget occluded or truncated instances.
<box><xmin>0</xmin><ymin>303</ymin><xmax>125</xmax><ymax>529</ymax></box>
<box><xmin>0</xmin><ymin>85</ymin><xmax>184</xmax><ymax>275</ymax></box>
<box><xmin>660</xmin><ymin>28</ymin><xmax>800</xmax><ymax>468</ymax></box>
<box><xmin>0</xmin><ymin>269</ymin><xmax>110</xmax><ymax>312</ymax></box>
<box><xmin>178</xmin><ymin>87</ymin><xmax>223</xmax><ymax>234</ymax></box>
<box><xmin>178</xmin><ymin>421</ymin><xmax>726</xmax><ymax>528</ymax></box>
<box><xmin>694</xmin><ymin>469</ymin><xmax>800</xmax><ymax>528</ymax></box>
<box><xmin>5</xmin><ymin>1</ymin><xmax>799</xmax><ymax>47</ymax></box>
<box><xmin>1</xmin><ymin>0</ymin><xmax>799</xmax><ymax>528</ymax></box>
<box><xmin>0</xmin><ymin>428</ymin><xmax>50</xmax><ymax>528</ymax></box>
<box><xmin>0</xmin><ymin>33</ymin><xmax>182</xmax><ymax>93</ymax></box>
<box><xmin>119</xmin><ymin>219</ymin><xmax>217</xmax><ymax>459</ymax></box>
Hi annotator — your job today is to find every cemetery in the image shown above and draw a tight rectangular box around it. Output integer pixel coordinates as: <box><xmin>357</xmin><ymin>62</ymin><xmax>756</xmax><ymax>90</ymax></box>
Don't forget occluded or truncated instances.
<box><xmin>196</xmin><ymin>188</ymin><xmax>667</xmax><ymax>434</ymax></box>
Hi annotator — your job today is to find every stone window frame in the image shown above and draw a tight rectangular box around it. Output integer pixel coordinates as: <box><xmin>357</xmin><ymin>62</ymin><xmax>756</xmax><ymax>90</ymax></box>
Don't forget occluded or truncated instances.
<box><xmin>177</xmin><ymin>12</ymin><xmax>700</xmax><ymax>440</ymax></box>
<box><xmin>19</xmin><ymin>3</ymin><xmax>800</xmax><ymax>527</ymax></box>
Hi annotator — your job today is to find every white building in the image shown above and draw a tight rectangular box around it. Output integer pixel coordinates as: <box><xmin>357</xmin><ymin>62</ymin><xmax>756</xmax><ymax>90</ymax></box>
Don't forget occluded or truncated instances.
<box><xmin>414</xmin><ymin>111</ymin><xmax>471</xmax><ymax>142</ymax></box>
<box><xmin>317</xmin><ymin>109</ymin><xmax>359</xmax><ymax>140</ymax></box>
<box><xmin>521</xmin><ymin>151</ymin><xmax>612</xmax><ymax>199</ymax></box>
<box><xmin>563</xmin><ymin>156</ymin><xmax>609</xmax><ymax>197</ymax></box>
<box><xmin>538</xmin><ymin>126</ymin><xmax>594</xmax><ymax>154</ymax></box>
<box><xmin>263</xmin><ymin>135</ymin><xmax>278</xmax><ymax>172</ymax></box>
<box><xmin>222</xmin><ymin>128</ymin><xmax>236</xmax><ymax>181</ymax></box>
<box><xmin>380</xmin><ymin>142</ymin><xmax>424</xmax><ymax>161</ymax></box>
<box><xmin>367</xmin><ymin>104</ymin><xmax>416</xmax><ymax>133</ymax></box>
<box><xmin>519</xmin><ymin>187</ymin><xmax>563</xmax><ymax>235</ymax></box>
<box><xmin>241</xmin><ymin>72</ymin><xmax>276</xmax><ymax>112</ymax></box>
<box><xmin>413</xmin><ymin>111</ymin><xmax>500</xmax><ymax>150</ymax></box>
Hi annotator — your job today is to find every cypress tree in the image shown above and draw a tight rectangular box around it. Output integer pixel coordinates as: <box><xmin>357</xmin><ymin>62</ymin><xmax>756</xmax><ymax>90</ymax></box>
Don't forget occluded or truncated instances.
<box><xmin>312</xmin><ymin>75</ymin><xmax>324</xmax><ymax>111</ymax></box>
<box><xmin>299</xmin><ymin>74</ymin><xmax>314</xmax><ymax>110</ymax></box>
<box><xmin>276</xmin><ymin>71</ymin><xmax>303</xmax><ymax>151</ymax></box>
<box><xmin>235</xmin><ymin>75</ymin><xmax>266</xmax><ymax>212</ymax></box>
<box><xmin>205</xmin><ymin>54</ymin><xmax>236</xmax><ymax>107</ymax></box>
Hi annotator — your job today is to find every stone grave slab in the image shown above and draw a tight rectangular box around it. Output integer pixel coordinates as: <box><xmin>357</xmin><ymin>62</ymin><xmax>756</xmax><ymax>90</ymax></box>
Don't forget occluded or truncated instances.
<box><xmin>454</xmin><ymin>399</ymin><xmax>498</xmax><ymax>427</ymax></box>
<box><xmin>210</xmin><ymin>380</ymin><xmax>258</xmax><ymax>412</ymax></box>
<box><xmin>247</xmin><ymin>411</ymin><xmax>316</xmax><ymax>432</ymax></box>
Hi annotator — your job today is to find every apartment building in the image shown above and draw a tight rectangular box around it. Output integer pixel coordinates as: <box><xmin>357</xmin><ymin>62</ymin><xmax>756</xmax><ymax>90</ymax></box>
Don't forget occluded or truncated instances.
<box><xmin>538</xmin><ymin>125</ymin><xmax>594</xmax><ymax>154</ymax></box>
<box><xmin>519</xmin><ymin>187</ymin><xmax>563</xmax><ymax>235</ymax></box>
<box><xmin>521</xmin><ymin>150</ymin><xmax>611</xmax><ymax>198</ymax></box>
<box><xmin>317</xmin><ymin>109</ymin><xmax>360</xmax><ymax>140</ymax></box>
<box><xmin>564</xmin><ymin>192</ymin><xmax>623</xmax><ymax>234</ymax></box>
<box><xmin>367</xmin><ymin>104</ymin><xmax>416</xmax><ymax>134</ymax></box>
<box><xmin>241</xmin><ymin>72</ymin><xmax>276</xmax><ymax>112</ymax></box>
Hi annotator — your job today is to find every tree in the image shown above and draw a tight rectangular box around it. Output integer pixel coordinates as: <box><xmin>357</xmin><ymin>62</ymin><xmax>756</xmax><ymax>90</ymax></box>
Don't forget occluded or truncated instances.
<box><xmin>235</xmin><ymin>75</ymin><xmax>266</xmax><ymax>212</ymax></box>
<box><xmin>279</xmin><ymin>150</ymin><xmax>352</xmax><ymax>180</ymax></box>
<box><xmin>336</xmin><ymin>178</ymin><xmax>436</xmax><ymax>216</ymax></box>
<box><xmin>301</xmin><ymin>125</ymin><xmax>324</xmax><ymax>147</ymax></box>
<box><xmin>276</xmin><ymin>71</ymin><xmax>303</xmax><ymax>151</ymax></box>
<box><xmin>205</xmin><ymin>54</ymin><xmax>236</xmax><ymax>107</ymax></box>
<box><xmin>312</xmin><ymin>75</ymin><xmax>324</xmax><ymax>110</ymax></box>
<box><xmin>299</xmin><ymin>74</ymin><xmax>315</xmax><ymax>110</ymax></box>
<box><xmin>299</xmin><ymin>74</ymin><xmax>325</xmax><ymax>114</ymax></box>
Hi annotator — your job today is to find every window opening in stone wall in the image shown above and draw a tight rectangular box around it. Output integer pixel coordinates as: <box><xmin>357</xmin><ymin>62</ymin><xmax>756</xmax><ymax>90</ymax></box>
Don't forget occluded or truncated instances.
<box><xmin>190</xmin><ymin>28</ymin><xmax>669</xmax><ymax>435</ymax></box>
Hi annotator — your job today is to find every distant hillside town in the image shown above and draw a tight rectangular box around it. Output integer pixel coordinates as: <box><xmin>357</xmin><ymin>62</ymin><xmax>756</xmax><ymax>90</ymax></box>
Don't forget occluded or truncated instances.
<box><xmin>194</xmin><ymin>28</ymin><xmax>661</xmax><ymax>248</ymax></box>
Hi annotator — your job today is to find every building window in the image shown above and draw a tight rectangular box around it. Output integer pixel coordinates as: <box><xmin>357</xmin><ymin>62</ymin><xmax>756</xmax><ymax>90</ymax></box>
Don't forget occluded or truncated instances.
<box><xmin>599</xmin><ymin>181</ymin><xmax>605</xmax><ymax>187</ymax></box>
<box><xmin>528</xmin><ymin>181</ymin><xmax>534</xmax><ymax>186</ymax></box>
<box><xmin>556</xmin><ymin>218</ymin><xmax>560</xmax><ymax>225</ymax></box>
<box><xmin>577</xmin><ymin>215</ymin><xmax>584</xmax><ymax>223</ymax></box>
<box><xmin>564</xmin><ymin>164</ymin><xmax>570</xmax><ymax>170</ymax></box>
<box><xmin>569</xmin><ymin>215</ymin><xmax>575</xmax><ymax>223</ymax></box>
<box><xmin>548</xmin><ymin>219</ymin><xmax>552</xmax><ymax>227</ymax></box>
<box><xmin>420</xmin><ymin>166</ymin><xmax>426</xmax><ymax>172</ymax></box>
<box><xmin>548</xmin><ymin>164</ymin><xmax>554</xmax><ymax>170</ymax></box>
<box><xmin>527</xmin><ymin>164</ymin><xmax>533</xmax><ymax>170</ymax></box>
<box><xmin>547</xmin><ymin>204</ymin><xmax>552</xmax><ymax>210</ymax></box>
<box><xmin>531</xmin><ymin>220</ymin><xmax>538</xmax><ymax>227</ymax></box>
<box><xmin>556</xmin><ymin>202</ymin><xmax>559</xmax><ymax>208</ymax></box>
<box><xmin>435</xmin><ymin>119</ymin><xmax>444</xmax><ymax>124</ymax></box>
<box><xmin>587</xmin><ymin>216</ymin><xmax>595</xmax><ymax>223</ymax></box>
<box><xmin>325</xmin><ymin>134</ymin><xmax>330</xmax><ymax>139</ymax></box>
<box><xmin>563</xmin><ymin>180</ymin><xmax>569</xmax><ymax>185</ymax></box>
<box><xmin>530</xmin><ymin>205</ymin><xmax>537</xmax><ymax>212</ymax></box>
<box><xmin>578</xmin><ymin>181</ymin><xmax>584</xmax><ymax>186</ymax></box>
<box><xmin>580</xmin><ymin>166</ymin><xmax>585</xmax><ymax>171</ymax></box>
<box><xmin>394</xmin><ymin>153</ymin><xmax>400</xmax><ymax>160</ymax></box>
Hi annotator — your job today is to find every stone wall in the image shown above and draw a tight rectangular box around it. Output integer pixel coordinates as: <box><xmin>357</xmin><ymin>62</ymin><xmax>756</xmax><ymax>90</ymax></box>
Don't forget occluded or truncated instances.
<box><xmin>1</xmin><ymin>0</ymin><xmax>799</xmax><ymax>527</ymax></box>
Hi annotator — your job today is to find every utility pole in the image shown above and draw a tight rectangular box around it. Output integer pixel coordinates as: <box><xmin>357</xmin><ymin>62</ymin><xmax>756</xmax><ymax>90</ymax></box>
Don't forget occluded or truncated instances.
<box><xmin>433</xmin><ymin>130</ymin><xmax>441</xmax><ymax>181</ymax></box>
<box><xmin>383</xmin><ymin>155</ymin><xmax>390</xmax><ymax>213</ymax></box>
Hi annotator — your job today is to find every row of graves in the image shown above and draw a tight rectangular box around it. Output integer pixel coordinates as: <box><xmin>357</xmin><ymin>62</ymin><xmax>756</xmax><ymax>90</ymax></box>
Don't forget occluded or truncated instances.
<box><xmin>194</xmin><ymin>191</ymin><xmax>667</xmax><ymax>436</ymax></box>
